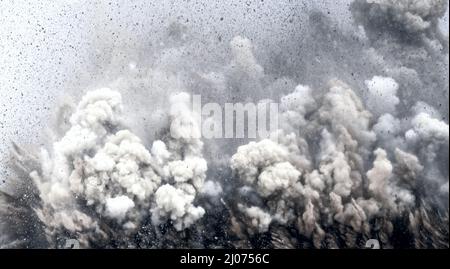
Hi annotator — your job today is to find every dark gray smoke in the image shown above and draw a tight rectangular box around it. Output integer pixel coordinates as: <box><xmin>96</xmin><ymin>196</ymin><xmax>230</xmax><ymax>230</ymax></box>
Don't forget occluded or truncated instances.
<box><xmin>0</xmin><ymin>0</ymin><xmax>448</xmax><ymax>249</ymax></box>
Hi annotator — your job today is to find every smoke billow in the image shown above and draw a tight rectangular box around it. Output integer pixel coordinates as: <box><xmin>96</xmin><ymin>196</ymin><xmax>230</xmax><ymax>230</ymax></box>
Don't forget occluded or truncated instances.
<box><xmin>0</xmin><ymin>0</ymin><xmax>448</xmax><ymax>249</ymax></box>
<box><xmin>230</xmin><ymin>79</ymin><xmax>448</xmax><ymax>249</ymax></box>
<box><xmin>2</xmin><ymin>87</ymin><xmax>210</xmax><ymax>248</ymax></box>
<box><xmin>351</xmin><ymin>0</ymin><xmax>448</xmax><ymax>44</ymax></box>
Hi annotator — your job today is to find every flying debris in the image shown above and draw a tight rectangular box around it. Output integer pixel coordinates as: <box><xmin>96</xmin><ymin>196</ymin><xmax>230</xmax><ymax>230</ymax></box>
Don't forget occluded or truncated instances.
<box><xmin>0</xmin><ymin>0</ymin><xmax>448</xmax><ymax>249</ymax></box>
<box><xmin>231</xmin><ymin>79</ymin><xmax>449</xmax><ymax>249</ymax></box>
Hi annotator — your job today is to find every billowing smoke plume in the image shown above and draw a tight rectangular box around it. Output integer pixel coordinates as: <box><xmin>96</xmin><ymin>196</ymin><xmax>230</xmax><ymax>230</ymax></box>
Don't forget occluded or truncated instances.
<box><xmin>351</xmin><ymin>0</ymin><xmax>449</xmax><ymax>118</ymax></box>
<box><xmin>230</xmin><ymin>79</ymin><xmax>448</xmax><ymax>248</ymax></box>
<box><xmin>351</xmin><ymin>0</ymin><xmax>448</xmax><ymax>45</ymax></box>
<box><xmin>1</xmin><ymin>0</ymin><xmax>448</xmax><ymax>249</ymax></box>
<box><xmin>1</xmin><ymin>88</ymin><xmax>209</xmax><ymax>248</ymax></box>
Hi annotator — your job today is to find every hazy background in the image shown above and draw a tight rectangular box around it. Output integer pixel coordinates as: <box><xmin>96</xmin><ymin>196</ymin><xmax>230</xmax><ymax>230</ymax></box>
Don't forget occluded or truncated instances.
<box><xmin>0</xmin><ymin>0</ymin><xmax>448</xmax><ymax>183</ymax></box>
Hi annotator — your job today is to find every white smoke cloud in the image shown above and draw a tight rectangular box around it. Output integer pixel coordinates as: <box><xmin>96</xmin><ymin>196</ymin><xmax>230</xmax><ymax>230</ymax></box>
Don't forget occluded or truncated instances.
<box><xmin>365</xmin><ymin>76</ymin><xmax>400</xmax><ymax>116</ymax></box>
<box><xmin>238</xmin><ymin>204</ymin><xmax>272</xmax><ymax>233</ymax></box>
<box><xmin>105</xmin><ymin>196</ymin><xmax>136</xmax><ymax>221</ymax></box>
<box><xmin>406</xmin><ymin>112</ymin><xmax>449</xmax><ymax>143</ymax></box>
<box><xmin>152</xmin><ymin>184</ymin><xmax>205</xmax><ymax>231</ymax></box>
<box><xmin>231</xmin><ymin>77</ymin><xmax>448</xmax><ymax>248</ymax></box>
<box><xmin>1</xmin><ymin>0</ymin><xmax>448</xmax><ymax>249</ymax></box>
<box><xmin>21</xmin><ymin>87</ymin><xmax>208</xmax><ymax>246</ymax></box>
